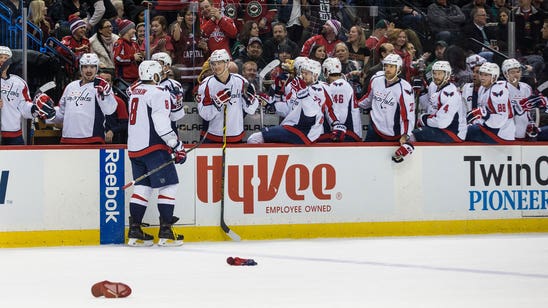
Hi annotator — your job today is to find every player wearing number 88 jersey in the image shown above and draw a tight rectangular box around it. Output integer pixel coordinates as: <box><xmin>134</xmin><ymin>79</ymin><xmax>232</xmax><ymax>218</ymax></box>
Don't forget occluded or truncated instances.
<box><xmin>465</xmin><ymin>62</ymin><xmax>515</xmax><ymax>143</ymax></box>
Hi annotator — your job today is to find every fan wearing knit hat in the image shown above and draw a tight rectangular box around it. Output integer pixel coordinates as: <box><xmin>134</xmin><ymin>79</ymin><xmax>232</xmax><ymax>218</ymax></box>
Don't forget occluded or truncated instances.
<box><xmin>113</xmin><ymin>19</ymin><xmax>143</xmax><ymax>83</ymax></box>
<box><xmin>300</xmin><ymin>19</ymin><xmax>343</xmax><ymax>58</ymax></box>
<box><xmin>57</xmin><ymin>14</ymin><xmax>90</xmax><ymax>58</ymax></box>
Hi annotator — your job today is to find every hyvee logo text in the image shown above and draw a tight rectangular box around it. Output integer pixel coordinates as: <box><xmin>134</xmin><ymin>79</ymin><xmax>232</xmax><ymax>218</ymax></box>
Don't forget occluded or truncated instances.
<box><xmin>197</xmin><ymin>155</ymin><xmax>337</xmax><ymax>214</ymax></box>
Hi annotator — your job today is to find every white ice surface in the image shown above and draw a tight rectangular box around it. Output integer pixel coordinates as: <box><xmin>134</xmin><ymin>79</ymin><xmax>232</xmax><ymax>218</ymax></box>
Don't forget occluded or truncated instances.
<box><xmin>1</xmin><ymin>234</ymin><xmax>548</xmax><ymax>307</ymax></box>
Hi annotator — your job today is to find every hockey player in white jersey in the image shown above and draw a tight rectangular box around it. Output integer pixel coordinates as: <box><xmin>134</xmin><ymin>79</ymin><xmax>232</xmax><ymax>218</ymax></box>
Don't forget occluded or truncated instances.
<box><xmin>151</xmin><ymin>52</ymin><xmax>185</xmax><ymax>126</ymax></box>
<box><xmin>318</xmin><ymin>57</ymin><xmax>362</xmax><ymax>142</ymax></box>
<box><xmin>358</xmin><ymin>53</ymin><xmax>415</xmax><ymax>161</ymax></box>
<box><xmin>247</xmin><ymin>58</ymin><xmax>325</xmax><ymax>144</ymax></box>
<box><xmin>466</xmin><ymin>62</ymin><xmax>515</xmax><ymax>143</ymax></box>
<box><xmin>461</xmin><ymin>55</ymin><xmax>487</xmax><ymax>112</ymax></box>
<box><xmin>500</xmin><ymin>58</ymin><xmax>538</xmax><ymax>140</ymax></box>
<box><xmin>127</xmin><ymin>60</ymin><xmax>186</xmax><ymax>247</ymax></box>
<box><xmin>0</xmin><ymin>46</ymin><xmax>55</xmax><ymax>145</ymax></box>
<box><xmin>197</xmin><ymin>49</ymin><xmax>259</xmax><ymax>143</ymax></box>
<box><xmin>49</xmin><ymin>53</ymin><xmax>117</xmax><ymax>144</ymax></box>
<box><xmin>411</xmin><ymin>61</ymin><xmax>467</xmax><ymax>143</ymax></box>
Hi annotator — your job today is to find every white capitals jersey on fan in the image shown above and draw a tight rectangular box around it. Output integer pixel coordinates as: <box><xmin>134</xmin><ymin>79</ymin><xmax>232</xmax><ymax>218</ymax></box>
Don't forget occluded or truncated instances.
<box><xmin>159</xmin><ymin>78</ymin><xmax>185</xmax><ymax>122</ymax></box>
<box><xmin>423</xmin><ymin>82</ymin><xmax>468</xmax><ymax>140</ymax></box>
<box><xmin>326</xmin><ymin>78</ymin><xmax>362</xmax><ymax>138</ymax></box>
<box><xmin>272</xmin><ymin>81</ymin><xmax>325</xmax><ymax>142</ymax></box>
<box><xmin>127</xmin><ymin>83</ymin><xmax>172</xmax><ymax>157</ymax></box>
<box><xmin>477</xmin><ymin>81</ymin><xmax>515</xmax><ymax>140</ymax></box>
<box><xmin>0</xmin><ymin>74</ymin><xmax>34</xmax><ymax>134</ymax></box>
<box><xmin>51</xmin><ymin>80</ymin><xmax>117</xmax><ymax>143</ymax></box>
<box><xmin>359</xmin><ymin>73</ymin><xmax>415</xmax><ymax>138</ymax></box>
<box><xmin>501</xmin><ymin>81</ymin><xmax>532</xmax><ymax>139</ymax></box>
<box><xmin>197</xmin><ymin>74</ymin><xmax>258</xmax><ymax>142</ymax></box>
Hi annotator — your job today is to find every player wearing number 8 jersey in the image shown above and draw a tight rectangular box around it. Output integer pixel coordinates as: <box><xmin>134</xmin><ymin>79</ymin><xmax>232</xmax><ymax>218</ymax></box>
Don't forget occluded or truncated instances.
<box><xmin>126</xmin><ymin>60</ymin><xmax>186</xmax><ymax>247</ymax></box>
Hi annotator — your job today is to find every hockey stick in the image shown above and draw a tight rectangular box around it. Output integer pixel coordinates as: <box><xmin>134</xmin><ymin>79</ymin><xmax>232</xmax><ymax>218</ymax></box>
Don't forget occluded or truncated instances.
<box><xmin>122</xmin><ymin>133</ymin><xmax>208</xmax><ymax>190</ymax></box>
<box><xmin>220</xmin><ymin>103</ymin><xmax>241</xmax><ymax>241</ymax></box>
<box><xmin>34</xmin><ymin>81</ymin><xmax>56</xmax><ymax>97</ymax></box>
<box><xmin>258</xmin><ymin>59</ymin><xmax>280</xmax><ymax>128</ymax></box>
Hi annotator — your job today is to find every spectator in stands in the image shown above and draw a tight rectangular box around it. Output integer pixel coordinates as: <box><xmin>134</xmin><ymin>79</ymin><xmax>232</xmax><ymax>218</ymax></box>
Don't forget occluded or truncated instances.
<box><xmin>100</xmin><ymin>69</ymin><xmax>128</xmax><ymax>144</ymax></box>
<box><xmin>334</xmin><ymin>42</ymin><xmax>363</xmax><ymax>96</ymax></box>
<box><xmin>540</xmin><ymin>20</ymin><xmax>548</xmax><ymax>85</ymax></box>
<box><xmin>231</xmin><ymin>20</ymin><xmax>260</xmax><ymax>59</ymax></box>
<box><xmin>446</xmin><ymin>45</ymin><xmax>472</xmax><ymax>88</ymax></box>
<box><xmin>111</xmin><ymin>0</ymin><xmax>124</xmax><ymax>20</ymax></box>
<box><xmin>135</xmin><ymin>22</ymin><xmax>145</xmax><ymax>47</ymax></box>
<box><xmin>238</xmin><ymin>0</ymin><xmax>278</xmax><ymax>40</ymax></box>
<box><xmin>427</xmin><ymin>0</ymin><xmax>465</xmax><ymax>45</ymax></box>
<box><xmin>330</xmin><ymin>0</ymin><xmax>359</xmax><ymax>34</ymax></box>
<box><xmin>489</xmin><ymin>0</ymin><xmax>510</xmax><ymax>21</ymax></box>
<box><xmin>58</xmin><ymin>15</ymin><xmax>90</xmax><ymax>60</ymax></box>
<box><xmin>234</xmin><ymin>37</ymin><xmax>268</xmax><ymax>73</ymax></box>
<box><xmin>199</xmin><ymin>0</ymin><xmax>237</xmax><ymax>56</ymax></box>
<box><xmin>346</xmin><ymin>25</ymin><xmax>370</xmax><ymax>71</ymax></box>
<box><xmin>494</xmin><ymin>7</ymin><xmax>510</xmax><ymax>53</ymax></box>
<box><xmin>269</xmin><ymin>44</ymin><xmax>294</xmax><ymax>82</ymax></box>
<box><xmin>241</xmin><ymin>61</ymin><xmax>260</xmax><ymax>93</ymax></box>
<box><xmin>301</xmin><ymin>19</ymin><xmax>343</xmax><ymax>58</ymax></box>
<box><xmin>302</xmin><ymin>0</ymin><xmax>331</xmax><ymax>40</ymax></box>
<box><xmin>90</xmin><ymin>19</ymin><xmax>118</xmax><ymax>70</ymax></box>
<box><xmin>462</xmin><ymin>7</ymin><xmax>497</xmax><ymax>60</ymax></box>
<box><xmin>3</xmin><ymin>0</ymin><xmax>21</xmax><ymax>23</ymax></box>
<box><xmin>171</xmin><ymin>5</ymin><xmax>207</xmax><ymax>102</ymax></box>
<box><xmin>366</xmin><ymin>19</ymin><xmax>389</xmax><ymax>52</ymax></box>
<box><xmin>308</xmin><ymin>44</ymin><xmax>327</xmax><ymax>65</ymax></box>
<box><xmin>425</xmin><ymin>40</ymin><xmax>448</xmax><ymax>80</ymax></box>
<box><xmin>144</xmin><ymin>15</ymin><xmax>174</xmax><ymax>58</ymax></box>
<box><xmin>262</xmin><ymin>22</ymin><xmax>300</xmax><ymax>63</ymax></box>
<box><xmin>276</xmin><ymin>0</ymin><xmax>305</xmax><ymax>44</ymax></box>
<box><xmin>513</xmin><ymin>0</ymin><xmax>545</xmax><ymax>56</ymax></box>
<box><xmin>113</xmin><ymin>19</ymin><xmax>142</xmax><ymax>83</ymax></box>
<box><xmin>62</xmin><ymin>0</ymin><xmax>86</xmax><ymax>21</ymax></box>
<box><xmin>29</xmin><ymin>0</ymin><xmax>54</xmax><ymax>44</ymax></box>
<box><xmin>76</xmin><ymin>0</ymin><xmax>118</xmax><ymax>32</ymax></box>
<box><xmin>462</xmin><ymin>0</ymin><xmax>494</xmax><ymax>24</ymax></box>
<box><xmin>387</xmin><ymin>28</ymin><xmax>416</xmax><ymax>81</ymax></box>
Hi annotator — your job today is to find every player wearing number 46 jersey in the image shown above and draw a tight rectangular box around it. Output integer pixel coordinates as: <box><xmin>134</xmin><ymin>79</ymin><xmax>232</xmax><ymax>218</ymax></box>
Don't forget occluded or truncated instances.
<box><xmin>197</xmin><ymin>49</ymin><xmax>259</xmax><ymax>143</ymax></box>
<box><xmin>126</xmin><ymin>60</ymin><xmax>186</xmax><ymax>247</ymax></box>
<box><xmin>48</xmin><ymin>53</ymin><xmax>117</xmax><ymax>144</ymax></box>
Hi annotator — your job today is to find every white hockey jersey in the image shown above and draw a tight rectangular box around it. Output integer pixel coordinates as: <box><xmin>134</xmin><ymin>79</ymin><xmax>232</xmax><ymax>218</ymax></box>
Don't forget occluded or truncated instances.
<box><xmin>422</xmin><ymin>83</ymin><xmax>468</xmax><ymax>140</ymax></box>
<box><xmin>501</xmin><ymin>81</ymin><xmax>532</xmax><ymax>139</ymax></box>
<box><xmin>359</xmin><ymin>73</ymin><xmax>415</xmax><ymax>138</ymax></box>
<box><xmin>51</xmin><ymin>80</ymin><xmax>117</xmax><ymax>143</ymax></box>
<box><xmin>476</xmin><ymin>81</ymin><xmax>515</xmax><ymax>141</ymax></box>
<box><xmin>418</xmin><ymin>82</ymin><xmax>438</xmax><ymax>114</ymax></box>
<box><xmin>0</xmin><ymin>74</ymin><xmax>34</xmax><ymax>137</ymax></box>
<box><xmin>197</xmin><ymin>74</ymin><xmax>258</xmax><ymax>143</ymax></box>
<box><xmin>326</xmin><ymin>78</ymin><xmax>363</xmax><ymax>139</ymax></box>
<box><xmin>461</xmin><ymin>82</ymin><xmax>480</xmax><ymax>112</ymax></box>
<box><xmin>159</xmin><ymin>78</ymin><xmax>185</xmax><ymax>123</ymax></box>
<box><xmin>127</xmin><ymin>83</ymin><xmax>173</xmax><ymax>157</ymax></box>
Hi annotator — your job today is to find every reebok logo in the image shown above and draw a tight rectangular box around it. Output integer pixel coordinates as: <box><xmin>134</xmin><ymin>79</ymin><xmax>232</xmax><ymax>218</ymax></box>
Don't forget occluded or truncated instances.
<box><xmin>0</xmin><ymin>170</ymin><xmax>9</xmax><ymax>205</ymax></box>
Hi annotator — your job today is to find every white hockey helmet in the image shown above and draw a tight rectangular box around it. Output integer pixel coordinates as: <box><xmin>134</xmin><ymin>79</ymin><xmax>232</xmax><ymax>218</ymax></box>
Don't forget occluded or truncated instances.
<box><xmin>151</xmin><ymin>52</ymin><xmax>172</xmax><ymax>67</ymax></box>
<box><xmin>382</xmin><ymin>53</ymin><xmax>402</xmax><ymax>70</ymax></box>
<box><xmin>302</xmin><ymin>59</ymin><xmax>322</xmax><ymax>82</ymax></box>
<box><xmin>0</xmin><ymin>46</ymin><xmax>12</xmax><ymax>58</ymax></box>
<box><xmin>293</xmin><ymin>56</ymin><xmax>308</xmax><ymax>75</ymax></box>
<box><xmin>322</xmin><ymin>57</ymin><xmax>342</xmax><ymax>76</ymax></box>
<box><xmin>431</xmin><ymin>60</ymin><xmax>452</xmax><ymax>84</ymax></box>
<box><xmin>139</xmin><ymin>60</ymin><xmax>163</xmax><ymax>83</ymax></box>
<box><xmin>479</xmin><ymin>62</ymin><xmax>500</xmax><ymax>81</ymax></box>
<box><xmin>501</xmin><ymin>58</ymin><xmax>521</xmax><ymax>77</ymax></box>
<box><xmin>466</xmin><ymin>54</ymin><xmax>487</xmax><ymax>70</ymax></box>
<box><xmin>209</xmin><ymin>49</ymin><xmax>230</xmax><ymax>63</ymax></box>
<box><xmin>79</xmin><ymin>53</ymin><xmax>99</xmax><ymax>70</ymax></box>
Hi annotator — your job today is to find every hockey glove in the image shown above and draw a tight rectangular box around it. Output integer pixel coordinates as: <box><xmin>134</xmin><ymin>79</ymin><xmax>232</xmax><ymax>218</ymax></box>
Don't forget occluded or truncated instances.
<box><xmin>417</xmin><ymin>113</ymin><xmax>430</xmax><ymax>128</ymax></box>
<box><xmin>466</xmin><ymin>107</ymin><xmax>489</xmax><ymax>124</ymax></box>
<box><xmin>94</xmin><ymin>76</ymin><xmax>111</xmax><ymax>99</ymax></box>
<box><xmin>517</xmin><ymin>94</ymin><xmax>548</xmax><ymax>114</ymax></box>
<box><xmin>242</xmin><ymin>82</ymin><xmax>256</xmax><ymax>106</ymax></box>
<box><xmin>392</xmin><ymin>142</ymin><xmax>414</xmax><ymax>163</ymax></box>
<box><xmin>331</xmin><ymin>121</ymin><xmax>347</xmax><ymax>142</ymax></box>
<box><xmin>526</xmin><ymin>121</ymin><xmax>540</xmax><ymax>138</ymax></box>
<box><xmin>170</xmin><ymin>141</ymin><xmax>187</xmax><ymax>164</ymax></box>
<box><xmin>32</xmin><ymin>93</ymin><xmax>56</xmax><ymax>120</ymax></box>
<box><xmin>213</xmin><ymin>88</ymin><xmax>231</xmax><ymax>111</ymax></box>
<box><xmin>274</xmin><ymin>72</ymin><xmax>288</xmax><ymax>95</ymax></box>
<box><xmin>226</xmin><ymin>257</ymin><xmax>258</xmax><ymax>266</ymax></box>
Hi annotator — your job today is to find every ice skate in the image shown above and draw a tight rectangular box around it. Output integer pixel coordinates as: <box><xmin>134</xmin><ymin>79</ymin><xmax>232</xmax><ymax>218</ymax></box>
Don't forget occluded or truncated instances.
<box><xmin>158</xmin><ymin>216</ymin><xmax>184</xmax><ymax>247</ymax></box>
<box><xmin>127</xmin><ymin>217</ymin><xmax>154</xmax><ymax>247</ymax></box>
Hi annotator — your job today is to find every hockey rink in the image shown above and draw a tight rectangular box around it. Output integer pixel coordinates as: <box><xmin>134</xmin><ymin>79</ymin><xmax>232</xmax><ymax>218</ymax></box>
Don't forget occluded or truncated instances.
<box><xmin>1</xmin><ymin>234</ymin><xmax>547</xmax><ymax>307</ymax></box>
